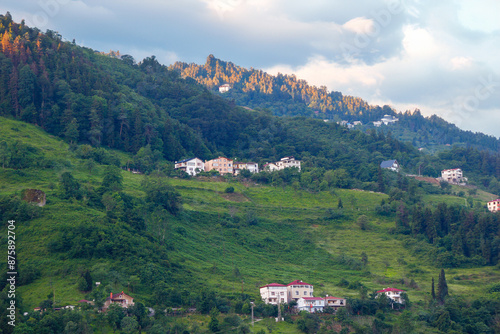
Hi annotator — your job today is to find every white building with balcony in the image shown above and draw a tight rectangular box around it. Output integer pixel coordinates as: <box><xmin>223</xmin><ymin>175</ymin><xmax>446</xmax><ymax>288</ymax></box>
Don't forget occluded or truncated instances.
<box><xmin>174</xmin><ymin>158</ymin><xmax>205</xmax><ymax>176</ymax></box>
<box><xmin>260</xmin><ymin>283</ymin><xmax>288</xmax><ymax>305</ymax></box>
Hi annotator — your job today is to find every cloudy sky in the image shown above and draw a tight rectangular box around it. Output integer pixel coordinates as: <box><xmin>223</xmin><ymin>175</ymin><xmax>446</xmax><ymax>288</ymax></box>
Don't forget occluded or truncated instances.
<box><xmin>2</xmin><ymin>0</ymin><xmax>500</xmax><ymax>137</ymax></box>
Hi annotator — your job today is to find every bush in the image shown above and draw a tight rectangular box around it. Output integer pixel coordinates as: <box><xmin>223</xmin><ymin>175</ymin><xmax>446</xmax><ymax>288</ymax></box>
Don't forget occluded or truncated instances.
<box><xmin>224</xmin><ymin>186</ymin><xmax>235</xmax><ymax>193</ymax></box>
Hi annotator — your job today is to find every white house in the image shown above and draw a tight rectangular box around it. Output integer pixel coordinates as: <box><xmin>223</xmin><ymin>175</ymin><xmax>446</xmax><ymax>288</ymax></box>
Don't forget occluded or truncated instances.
<box><xmin>264</xmin><ymin>162</ymin><xmax>279</xmax><ymax>172</ymax></box>
<box><xmin>297</xmin><ymin>297</ymin><xmax>325</xmax><ymax>313</ymax></box>
<box><xmin>324</xmin><ymin>296</ymin><xmax>346</xmax><ymax>311</ymax></box>
<box><xmin>380</xmin><ymin>160</ymin><xmax>400</xmax><ymax>172</ymax></box>
<box><xmin>233</xmin><ymin>162</ymin><xmax>259</xmax><ymax>175</ymax></box>
<box><xmin>260</xmin><ymin>283</ymin><xmax>288</xmax><ymax>305</ymax></box>
<box><xmin>276</xmin><ymin>157</ymin><xmax>301</xmax><ymax>171</ymax></box>
<box><xmin>376</xmin><ymin>287</ymin><xmax>405</xmax><ymax>304</ymax></box>
<box><xmin>487</xmin><ymin>199</ymin><xmax>500</xmax><ymax>212</ymax></box>
<box><xmin>373</xmin><ymin>121</ymin><xmax>382</xmax><ymax>127</ymax></box>
<box><xmin>441</xmin><ymin>168</ymin><xmax>466</xmax><ymax>184</ymax></box>
<box><xmin>287</xmin><ymin>280</ymin><xmax>314</xmax><ymax>302</ymax></box>
<box><xmin>219</xmin><ymin>84</ymin><xmax>231</xmax><ymax>93</ymax></box>
<box><xmin>174</xmin><ymin>158</ymin><xmax>205</xmax><ymax>176</ymax></box>
<box><xmin>381</xmin><ymin>114</ymin><xmax>399</xmax><ymax>125</ymax></box>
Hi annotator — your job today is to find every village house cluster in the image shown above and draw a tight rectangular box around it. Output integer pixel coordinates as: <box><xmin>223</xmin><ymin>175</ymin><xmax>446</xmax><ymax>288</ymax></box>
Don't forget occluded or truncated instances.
<box><xmin>260</xmin><ymin>280</ymin><xmax>405</xmax><ymax>313</ymax></box>
<box><xmin>337</xmin><ymin>114</ymin><xmax>399</xmax><ymax>129</ymax></box>
<box><xmin>174</xmin><ymin>156</ymin><xmax>301</xmax><ymax>176</ymax></box>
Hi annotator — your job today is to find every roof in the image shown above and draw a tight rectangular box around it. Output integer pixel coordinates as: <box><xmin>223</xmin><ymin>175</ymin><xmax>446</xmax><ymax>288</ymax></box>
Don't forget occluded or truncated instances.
<box><xmin>488</xmin><ymin>199</ymin><xmax>500</xmax><ymax>203</ymax></box>
<box><xmin>380</xmin><ymin>160</ymin><xmax>398</xmax><ymax>168</ymax></box>
<box><xmin>107</xmin><ymin>291</ymin><xmax>133</xmax><ymax>300</ymax></box>
<box><xmin>260</xmin><ymin>283</ymin><xmax>287</xmax><ymax>289</ymax></box>
<box><xmin>301</xmin><ymin>297</ymin><xmax>324</xmax><ymax>301</ymax></box>
<box><xmin>175</xmin><ymin>157</ymin><xmax>198</xmax><ymax>164</ymax></box>
<box><xmin>287</xmin><ymin>280</ymin><xmax>313</xmax><ymax>286</ymax></box>
<box><xmin>442</xmin><ymin>168</ymin><xmax>461</xmax><ymax>172</ymax></box>
<box><xmin>376</xmin><ymin>287</ymin><xmax>405</xmax><ymax>293</ymax></box>
<box><xmin>324</xmin><ymin>296</ymin><xmax>345</xmax><ymax>300</ymax></box>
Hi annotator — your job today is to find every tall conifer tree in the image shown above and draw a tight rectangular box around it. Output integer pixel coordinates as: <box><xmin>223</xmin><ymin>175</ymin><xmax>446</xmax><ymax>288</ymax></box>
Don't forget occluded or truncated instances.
<box><xmin>437</xmin><ymin>269</ymin><xmax>448</xmax><ymax>304</ymax></box>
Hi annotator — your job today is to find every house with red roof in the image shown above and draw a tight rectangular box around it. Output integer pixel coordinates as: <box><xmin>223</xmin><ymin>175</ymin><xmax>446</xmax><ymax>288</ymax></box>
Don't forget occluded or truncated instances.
<box><xmin>297</xmin><ymin>297</ymin><xmax>325</xmax><ymax>313</ymax></box>
<box><xmin>376</xmin><ymin>287</ymin><xmax>405</xmax><ymax>303</ymax></box>
<box><xmin>487</xmin><ymin>199</ymin><xmax>500</xmax><ymax>212</ymax></box>
<box><xmin>260</xmin><ymin>283</ymin><xmax>288</xmax><ymax>305</ymax></box>
<box><xmin>287</xmin><ymin>280</ymin><xmax>314</xmax><ymax>302</ymax></box>
<box><xmin>102</xmin><ymin>291</ymin><xmax>134</xmax><ymax>311</ymax></box>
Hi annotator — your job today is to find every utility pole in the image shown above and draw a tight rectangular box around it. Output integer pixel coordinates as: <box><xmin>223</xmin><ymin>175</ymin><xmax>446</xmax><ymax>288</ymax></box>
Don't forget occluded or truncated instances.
<box><xmin>251</xmin><ymin>302</ymin><xmax>255</xmax><ymax>327</ymax></box>
<box><xmin>277</xmin><ymin>293</ymin><xmax>282</xmax><ymax>322</ymax></box>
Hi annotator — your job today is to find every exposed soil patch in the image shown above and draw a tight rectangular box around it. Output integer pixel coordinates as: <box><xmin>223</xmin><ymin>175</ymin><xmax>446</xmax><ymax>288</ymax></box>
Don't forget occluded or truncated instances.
<box><xmin>408</xmin><ymin>176</ymin><xmax>440</xmax><ymax>185</ymax></box>
<box><xmin>220</xmin><ymin>192</ymin><xmax>250</xmax><ymax>202</ymax></box>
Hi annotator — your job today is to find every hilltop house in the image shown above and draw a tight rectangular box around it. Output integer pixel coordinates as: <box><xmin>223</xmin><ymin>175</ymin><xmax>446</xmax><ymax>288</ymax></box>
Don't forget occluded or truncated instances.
<box><xmin>376</xmin><ymin>287</ymin><xmax>405</xmax><ymax>304</ymax></box>
<box><xmin>381</xmin><ymin>114</ymin><xmax>399</xmax><ymax>125</ymax></box>
<box><xmin>287</xmin><ymin>280</ymin><xmax>314</xmax><ymax>301</ymax></box>
<box><xmin>441</xmin><ymin>168</ymin><xmax>466</xmax><ymax>184</ymax></box>
<box><xmin>174</xmin><ymin>158</ymin><xmax>205</xmax><ymax>176</ymax></box>
<box><xmin>260</xmin><ymin>283</ymin><xmax>288</xmax><ymax>305</ymax></box>
<box><xmin>219</xmin><ymin>84</ymin><xmax>231</xmax><ymax>93</ymax></box>
<box><xmin>297</xmin><ymin>297</ymin><xmax>325</xmax><ymax>313</ymax></box>
<box><xmin>233</xmin><ymin>162</ymin><xmax>259</xmax><ymax>175</ymax></box>
<box><xmin>205</xmin><ymin>157</ymin><xmax>233</xmax><ymax>175</ymax></box>
<box><xmin>487</xmin><ymin>199</ymin><xmax>500</xmax><ymax>212</ymax></box>
<box><xmin>380</xmin><ymin>160</ymin><xmax>400</xmax><ymax>172</ymax></box>
<box><xmin>102</xmin><ymin>291</ymin><xmax>134</xmax><ymax>311</ymax></box>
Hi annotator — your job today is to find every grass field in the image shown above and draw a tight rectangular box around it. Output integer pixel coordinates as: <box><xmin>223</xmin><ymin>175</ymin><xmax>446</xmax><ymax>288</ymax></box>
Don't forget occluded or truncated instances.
<box><xmin>1</xmin><ymin>116</ymin><xmax>499</xmax><ymax>318</ymax></box>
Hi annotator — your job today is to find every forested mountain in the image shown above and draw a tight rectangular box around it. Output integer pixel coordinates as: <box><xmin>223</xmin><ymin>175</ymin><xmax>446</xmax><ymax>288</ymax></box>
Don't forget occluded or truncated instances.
<box><xmin>1</xmin><ymin>13</ymin><xmax>499</xmax><ymax>190</ymax></box>
<box><xmin>171</xmin><ymin>55</ymin><xmax>500</xmax><ymax>152</ymax></box>
<box><xmin>0</xmin><ymin>13</ymin><xmax>500</xmax><ymax>334</ymax></box>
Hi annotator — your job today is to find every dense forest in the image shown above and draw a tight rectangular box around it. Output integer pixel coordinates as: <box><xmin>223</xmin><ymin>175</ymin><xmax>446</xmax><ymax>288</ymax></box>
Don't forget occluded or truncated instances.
<box><xmin>1</xmin><ymin>12</ymin><xmax>500</xmax><ymax>193</ymax></box>
<box><xmin>171</xmin><ymin>55</ymin><xmax>500</xmax><ymax>152</ymax></box>
<box><xmin>0</xmin><ymin>13</ymin><xmax>500</xmax><ymax>333</ymax></box>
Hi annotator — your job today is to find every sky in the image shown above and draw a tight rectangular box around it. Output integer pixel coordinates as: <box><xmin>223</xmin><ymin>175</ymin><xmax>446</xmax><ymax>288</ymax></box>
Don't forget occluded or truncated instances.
<box><xmin>2</xmin><ymin>0</ymin><xmax>500</xmax><ymax>137</ymax></box>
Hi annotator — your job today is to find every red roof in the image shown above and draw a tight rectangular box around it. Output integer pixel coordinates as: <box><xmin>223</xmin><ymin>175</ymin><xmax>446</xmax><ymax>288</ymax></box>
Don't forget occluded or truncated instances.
<box><xmin>260</xmin><ymin>283</ymin><xmax>286</xmax><ymax>288</ymax></box>
<box><xmin>324</xmin><ymin>296</ymin><xmax>344</xmax><ymax>300</ymax></box>
<box><xmin>376</xmin><ymin>287</ymin><xmax>405</xmax><ymax>293</ymax></box>
<box><xmin>302</xmin><ymin>297</ymin><xmax>323</xmax><ymax>301</ymax></box>
<box><xmin>287</xmin><ymin>280</ymin><xmax>312</xmax><ymax>286</ymax></box>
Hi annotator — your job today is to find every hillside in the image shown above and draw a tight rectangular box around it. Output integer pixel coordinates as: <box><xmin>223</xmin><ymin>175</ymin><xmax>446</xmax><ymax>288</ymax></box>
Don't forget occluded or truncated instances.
<box><xmin>1</xmin><ymin>117</ymin><xmax>500</xmax><ymax>333</ymax></box>
<box><xmin>0</xmin><ymin>13</ymin><xmax>499</xmax><ymax>333</ymax></box>
<box><xmin>171</xmin><ymin>55</ymin><xmax>500</xmax><ymax>153</ymax></box>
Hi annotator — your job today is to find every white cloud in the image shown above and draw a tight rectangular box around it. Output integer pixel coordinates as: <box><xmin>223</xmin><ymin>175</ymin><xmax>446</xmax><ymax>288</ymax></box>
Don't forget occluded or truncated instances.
<box><xmin>450</xmin><ymin>56</ymin><xmax>473</xmax><ymax>70</ymax></box>
<box><xmin>343</xmin><ymin>17</ymin><xmax>375</xmax><ymax>34</ymax></box>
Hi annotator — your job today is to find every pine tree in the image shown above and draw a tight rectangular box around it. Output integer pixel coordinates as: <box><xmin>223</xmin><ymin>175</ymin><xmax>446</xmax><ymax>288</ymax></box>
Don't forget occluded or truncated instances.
<box><xmin>437</xmin><ymin>269</ymin><xmax>448</xmax><ymax>304</ymax></box>
<box><xmin>431</xmin><ymin>277</ymin><xmax>436</xmax><ymax>300</ymax></box>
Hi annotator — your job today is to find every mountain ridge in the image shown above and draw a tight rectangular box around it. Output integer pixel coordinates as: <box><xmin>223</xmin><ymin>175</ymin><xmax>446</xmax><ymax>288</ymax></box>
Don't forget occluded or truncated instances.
<box><xmin>170</xmin><ymin>55</ymin><xmax>500</xmax><ymax>152</ymax></box>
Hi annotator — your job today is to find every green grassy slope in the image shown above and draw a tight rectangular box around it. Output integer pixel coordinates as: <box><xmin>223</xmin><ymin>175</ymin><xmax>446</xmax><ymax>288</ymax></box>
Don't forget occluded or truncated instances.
<box><xmin>0</xmin><ymin>117</ymin><xmax>498</xmax><ymax>313</ymax></box>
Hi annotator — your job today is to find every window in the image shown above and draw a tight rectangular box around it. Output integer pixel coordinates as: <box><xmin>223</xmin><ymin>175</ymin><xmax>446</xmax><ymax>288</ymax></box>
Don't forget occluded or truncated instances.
<box><xmin>271</xmin><ymin>292</ymin><xmax>275</xmax><ymax>296</ymax></box>
<box><xmin>280</xmin><ymin>292</ymin><xmax>284</xmax><ymax>296</ymax></box>
<box><xmin>295</xmin><ymin>291</ymin><xmax>299</xmax><ymax>295</ymax></box>
<box><xmin>304</xmin><ymin>291</ymin><xmax>307</xmax><ymax>295</ymax></box>
<box><xmin>310</xmin><ymin>292</ymin><xmax>313</xmax><ymax>296</ymax></box>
